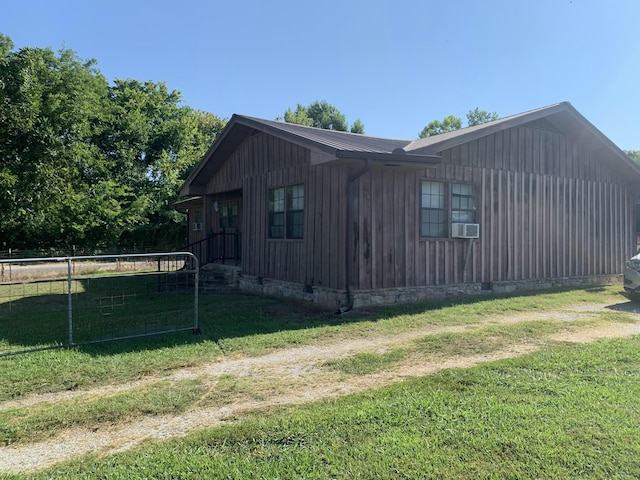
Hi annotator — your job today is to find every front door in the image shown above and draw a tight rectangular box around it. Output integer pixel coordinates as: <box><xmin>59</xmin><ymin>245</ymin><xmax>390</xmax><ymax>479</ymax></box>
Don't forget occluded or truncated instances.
<box><xmin>213</xmin><ymin>196</ymin><xmax>242</xmax><ymax>264</ymax></box>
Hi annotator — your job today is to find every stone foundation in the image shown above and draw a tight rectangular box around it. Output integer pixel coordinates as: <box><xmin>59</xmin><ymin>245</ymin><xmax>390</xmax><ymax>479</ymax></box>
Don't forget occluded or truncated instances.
<box><xmin>201</xmin><ymin>265</ymin><xmax>622</xmax><ymax>309</ymax></box>
<box><xmin>352</xmin><ymin>274</ymin><xmax>622</xmax><ymax>307</ymax></box>
<box><xmin>237</xmin><ymin>274</ymin><xmax>348</xmax><ymax>309</ymax></box>
<box><xmin>199</xmin><ymin>263</ymin><xmax>242</xmax><ymax>292</ymax></box>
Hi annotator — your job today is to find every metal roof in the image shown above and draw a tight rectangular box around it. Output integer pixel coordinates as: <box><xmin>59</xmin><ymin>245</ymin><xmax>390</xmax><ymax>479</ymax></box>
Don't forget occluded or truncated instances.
<box><xmin>237</xmin><ymin>115</ymin><xmax>412</xmax><ymax>153</ymax></box>
<box><xmin>403</xmin><ymin>103</ymin><xmax>570</xmax><ymax>153</ymax></box>
<box><xmin>180</xmin><ymin>103</ymin><xmax>640</xmax><ymax>196</ymax></box>
<box><xmin>179</xmin><ymin>115</ymin><xmax>441</xmax><ymax>195</ymax></box>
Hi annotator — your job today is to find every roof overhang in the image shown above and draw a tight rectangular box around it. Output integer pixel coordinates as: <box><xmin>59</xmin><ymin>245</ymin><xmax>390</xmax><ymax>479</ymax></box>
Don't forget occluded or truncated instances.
<box><xmin>335</xmin><ymin>150</ymin><xmax>442</xmax><ymax>168</ymax></box>
<box><xmin>401</xmin><ymin>101</ymin><xmax>640</xmax><ymax>185</ymax></box>
<box><xmin>179</xmin><ymin>115</ymin><xmax>436</xmax><ymax>195</ymax></box>
<box><xmin>403</xmin><ymin>103</ymin><xmax>573</xmax><ymax>155</ymax></box>
<box><xmin>172</xmin><ymin>196</ymin><xmax>202</xmax><ymax>211</ymax></box>
<box><xmin>179</xmin><ymin>103</ymin><xmax>640</xmax><ymax>196</ymax></box>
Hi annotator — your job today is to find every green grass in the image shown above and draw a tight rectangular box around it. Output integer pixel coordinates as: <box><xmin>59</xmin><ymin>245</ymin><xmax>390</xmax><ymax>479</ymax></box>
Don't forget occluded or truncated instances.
<box><xmin>0</xmin><ymin>286</ymin><xmax>634</xmax><ymax>451</ymax></box>
<box><xmin>15</xmin><ymin>336</ymin><xmax>640</xmax><ymax>479</ymax></box>
<box><xmin>0</xmin><ymin>286</ymin><xmax>627</xmax><ymax>402</ymax></box>
<box><xmin>323</xmin><ymin>312</ymin><xmax>634</xmax><ymax>377</ymax></box>
<box><xmin>0</xmin><ymin>374</ymin><xmax>254</xmax><ymax>447</ymax></box>
<box><xmin>0</xmin><ymin>379</ymin><xmax>205</xmax><ymax>445</ymax></box>
<box><xmin>0</xmin><ymin>285</ymin><xmax>638</xmax><ymax>477</ymax></box>
<box><xmin>0</xmin><ymin>274</ymin><xmax>197</xmax><ymax>350</ymax></box>
<box><xmin>324</xmin><ymin>349</ymin><xmax>409</xmax><ymax>375</ymax></box>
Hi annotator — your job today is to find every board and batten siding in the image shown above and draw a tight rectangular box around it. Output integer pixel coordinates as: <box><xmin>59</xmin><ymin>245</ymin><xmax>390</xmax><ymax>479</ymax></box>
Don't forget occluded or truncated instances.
<box><xmin>203</xmin><ymin>125</ymin><xmax>636</xmax><ymax>294</ymax></box>
<box><xmin>351</xmin><ymin>125</ymin><xmax>636</xmax><ymax>291</ymax></box>
<box><xmin>205</xmin><ymin>132</ymin><xmax>349</xmax><ymax>290</ymax></box>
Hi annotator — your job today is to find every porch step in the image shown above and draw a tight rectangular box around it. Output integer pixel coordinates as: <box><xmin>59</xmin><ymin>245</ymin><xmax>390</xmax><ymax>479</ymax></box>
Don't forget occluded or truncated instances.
<box><xmin>199</xmin><ymin>263</ymin><xmax>241</xmax><ymax>292</ymax></box>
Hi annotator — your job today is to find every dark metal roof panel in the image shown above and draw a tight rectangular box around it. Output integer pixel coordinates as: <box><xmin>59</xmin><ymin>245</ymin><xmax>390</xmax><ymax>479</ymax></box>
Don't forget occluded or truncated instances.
<box><xmin>238</xmin><ymin>115</ymin><xmax>412</xmax><ymax>153</ymax></box>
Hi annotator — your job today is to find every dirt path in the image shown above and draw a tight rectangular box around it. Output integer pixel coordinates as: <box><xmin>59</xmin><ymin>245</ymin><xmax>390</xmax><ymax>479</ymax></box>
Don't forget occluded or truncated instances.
<box><xmin>2</xmin><ymin>301</ymin><xmax>640</xmax><ymax>473</ymax></box>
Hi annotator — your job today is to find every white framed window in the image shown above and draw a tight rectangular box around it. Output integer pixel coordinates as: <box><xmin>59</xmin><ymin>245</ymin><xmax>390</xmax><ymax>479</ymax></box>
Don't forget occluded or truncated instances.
<box><xmin>269</xmin><ymin>184</ymin><xmax>304</xmax><ymax>239</ymax></box>
<box><xmin>421</xmin><ymin>181</ymin><xmax>476</xmax><ymax>238</ymax></box>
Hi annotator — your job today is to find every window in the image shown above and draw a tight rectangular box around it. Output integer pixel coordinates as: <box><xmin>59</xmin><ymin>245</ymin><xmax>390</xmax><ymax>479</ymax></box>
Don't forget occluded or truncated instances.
<box><xmin>269</xmin><ymin>184</ymin><xmax>304</xmax><ymax>239</ymax></box>
<box><xmin>451</xmin><ymin>184</ymin><xmax>476</xmax><ymax>223</ymax></box>
<box><xmin>219</xmin><ymin>204</ymin><xmax>238</xmax><ymax>229</ymax></box>
<box><xmin>421</xmin><ymin>181</ymin><xmax>447</xmax><ymax>237</ymax></box>
<box><xmin>193</xmin><ymin>209</ymin><xmax>203</xmax><ymax>231</ymax></box>
<box><xmin>421</xmin><ymin>181</ymin><xmax>476</xmax><ymax>238</ymax></box>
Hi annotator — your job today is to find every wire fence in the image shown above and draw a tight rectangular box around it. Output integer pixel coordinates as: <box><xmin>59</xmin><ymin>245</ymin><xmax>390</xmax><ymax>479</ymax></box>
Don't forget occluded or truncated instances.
<box><xmin>0</xmin><ymin>252</ymin><xmax>199</xmax><ymax>356</ymax></box>
<box><xmin>0</xmin><ymin>244</ymin><xmax>185</xmax><ymax>261</ymax></box>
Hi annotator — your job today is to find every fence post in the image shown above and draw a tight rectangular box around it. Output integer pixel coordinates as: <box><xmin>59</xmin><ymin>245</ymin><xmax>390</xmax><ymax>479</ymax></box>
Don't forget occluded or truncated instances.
<box><xmin>193</xmin><ymin>254</ymin><xmax>199</xmax><ymax>332</ymax></box>
<box><xmin>67</xmin><ymin>258</ymin><xmax>74</xmax><ymax>346</ymax></box>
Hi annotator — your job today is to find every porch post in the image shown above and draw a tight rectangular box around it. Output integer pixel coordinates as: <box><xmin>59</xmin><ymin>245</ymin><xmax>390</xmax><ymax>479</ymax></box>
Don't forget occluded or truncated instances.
<box><xmin>202</xmin><ymin>194</ymin><xmax>214</xmax><ymax>264</ymax></box>
<box><xmin>203</xmin><ymin>194</ymin><xmax>214</xmax><ymax>236</ymax></box>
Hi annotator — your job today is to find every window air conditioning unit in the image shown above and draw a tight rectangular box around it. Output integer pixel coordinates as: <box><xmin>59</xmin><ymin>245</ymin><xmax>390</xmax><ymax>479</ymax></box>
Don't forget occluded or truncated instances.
<box><xmin>451</xmin><ymin>223</ymin><xmax>479</xmax><ymax>239</ymax></box>
<box><xmin>192</xmin><ymin>222</ymin><xmax>203</xmax><ymax>231</ymax></box>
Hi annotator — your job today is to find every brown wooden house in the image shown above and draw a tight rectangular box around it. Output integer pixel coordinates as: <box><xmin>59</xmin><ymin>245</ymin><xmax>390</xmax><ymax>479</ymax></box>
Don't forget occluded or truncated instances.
<box><xmin>178</xmin><ymin>102</ymin><xmax>640</xmax><ymax>307</ymax></box>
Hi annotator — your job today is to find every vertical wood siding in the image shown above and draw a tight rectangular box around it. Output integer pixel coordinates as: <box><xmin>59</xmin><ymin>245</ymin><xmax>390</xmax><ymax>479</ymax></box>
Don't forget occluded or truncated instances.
<box><xmin>206</xmin><ymin>133</ymin><xmax>349</xmax><ymax>289</ymax></box>
<box><xmin>352</xmin><ymin>125</ymin><xmax>637</xmax><ymax>290</ymax></box>
<box><xmin>205</xmin><ymin>125</ymin><xmax>637</xmax><ymax>293</ymax></box>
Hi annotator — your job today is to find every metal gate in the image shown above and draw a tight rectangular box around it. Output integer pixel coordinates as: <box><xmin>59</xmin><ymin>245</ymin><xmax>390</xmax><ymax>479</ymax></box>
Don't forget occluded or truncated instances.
<box><xmin>0</xmin><ymin>252</ymin><xmax>199</xmax><ymax>356</ymax></box>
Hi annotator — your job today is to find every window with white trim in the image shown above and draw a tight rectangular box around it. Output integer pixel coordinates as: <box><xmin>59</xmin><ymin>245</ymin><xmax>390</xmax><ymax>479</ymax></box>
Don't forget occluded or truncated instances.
<box><xmin>269</xmin><ymin>184</ymin><xmax>304</xmax><ymax>239</ymax></box>
<box><xmin>420</xmin><ymin>181</ymin><xmax>476</xmax><ymax>238</ymax></box>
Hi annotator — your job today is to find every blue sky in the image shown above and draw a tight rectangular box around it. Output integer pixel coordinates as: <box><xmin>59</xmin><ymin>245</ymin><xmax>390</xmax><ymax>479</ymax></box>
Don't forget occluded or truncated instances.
<box><xmin>3</xmin><ymin>0</ymin><xmax>639</xmax><ymax>149</ymax></box>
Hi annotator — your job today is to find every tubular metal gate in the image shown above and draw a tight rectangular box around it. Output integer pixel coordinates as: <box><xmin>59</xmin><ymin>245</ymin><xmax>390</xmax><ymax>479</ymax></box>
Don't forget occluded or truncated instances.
<box><xmin>0</xmin><ymin>252</ymin><xmax>199</xmax><ymax>356</ymax></box>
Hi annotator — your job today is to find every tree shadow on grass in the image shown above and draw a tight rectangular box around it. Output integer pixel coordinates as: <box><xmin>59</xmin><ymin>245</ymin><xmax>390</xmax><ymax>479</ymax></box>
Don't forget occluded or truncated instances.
<box><xmin>1</xmin><ymin>280</ymin><xmax>618</xmax><ymax>357</ymax></box>
<box><xmin>0</xmin><ymin>273</ymin><xmax>200</xmax><ymax>356</ymax></box>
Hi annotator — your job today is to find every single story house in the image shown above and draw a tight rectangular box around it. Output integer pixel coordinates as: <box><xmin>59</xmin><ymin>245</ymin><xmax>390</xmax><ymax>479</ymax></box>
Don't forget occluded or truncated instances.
<box><xmin>178</xmin><ymin>102</ymin><xmax>640</xmax><ymax>307</ymax></box>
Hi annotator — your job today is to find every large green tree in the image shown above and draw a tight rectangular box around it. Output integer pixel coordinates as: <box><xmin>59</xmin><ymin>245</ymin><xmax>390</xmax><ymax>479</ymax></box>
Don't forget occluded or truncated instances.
<box><xmin>98</xmin><ymin>79</ymin><xmax>225</xmax><ymax>246</ymax></box>
<box><xmin>0</xmin><ymin>38</ymin><xmax>113</xmax><ymax>247</ymax></box>
<box><xmin>418</xmin><ymin>108</ymin><xmax>498</xmax><ymax>139</ymax></box>
<box><xmin>0</xmin><ymin>33</ymin><xmax>224</xmax><ymax>249</ymax></box>
<box><xmin>282</xmin><ymin>100</ymin><xmax>365</xmax><ymax>134</ymax></box>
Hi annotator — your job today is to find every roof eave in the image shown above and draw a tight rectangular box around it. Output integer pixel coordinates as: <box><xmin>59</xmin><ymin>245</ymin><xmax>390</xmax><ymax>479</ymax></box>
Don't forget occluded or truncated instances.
<box><xmin>179</xmin><ymin>114</ymin><xmax>242</xmax><ymax>195</ymax></box>
<box><xmin>403</xmin><ymin>103</ymin><xmax>571</xmax><ymax>155</ymax></box>
<box><xmin>560</xmin><ymin>107</ymin><xmax>640</xmax><ymax>177</ymax></box>
<box><xmin>234</xmin><ymin>116</ymin><xmax>338</xmax><ymax>156</ymax></box>
<box><xmin>172</xmin><ymin>196</ymin><xmax>203</xmax><ymax>211</ymax></box>
<box><xmin>335</xmin><ymin>150</ymin><xmax>442</xmax><ymax>168</ymax></box>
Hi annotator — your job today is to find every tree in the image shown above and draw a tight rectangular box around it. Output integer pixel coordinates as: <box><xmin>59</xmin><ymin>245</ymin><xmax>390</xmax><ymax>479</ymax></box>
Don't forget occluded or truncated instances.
<box><xmin>418</xmin><ymin>108</ymin><xmax>499</xmax><ymax>139</ymax></box>
<box><xmin>467</xmin><ymin>108</ymin><xmax>499</xmax><ymax>126</ymax></box>
<box><xmin>0</xmin><ymin>33</ymin><xmax>12</xmax><ymax>61</ymax></box>
<box><xmin>350</xmin><ymin>118</ymin><xmax>365</xmax><ymax>134</ymax></box>
<box><xmin>97</xmin><ymin>79</ymin><xmax>225</xmax><ymax>246</ymax></box>
<box><xmin>0</xmin><ymin>34</ymin><xmax>225</xmax><ymax>249</ymax></box>
<box><xmin>282</xmin><ymin>100</ymin><xmax>364</xmax><ymax>134</ymax></box>
<box><xmin>283</xmin><ymin>104</ymin><xmax>313</xmax><ymax>127</ymax></box>
<box><xmin>418</xmin><ymin>115</ymin><xmax>463</xmax><ymax>139</ymax></box>
<box><xmin>0</xmin><ymin>41</ymin><xmax>113</xmax><ymax>247</ymax></box>
<box><xmin>626</xmin><ymin>150</ymin><xmax>640</xmax><ymax>166</ymax></box>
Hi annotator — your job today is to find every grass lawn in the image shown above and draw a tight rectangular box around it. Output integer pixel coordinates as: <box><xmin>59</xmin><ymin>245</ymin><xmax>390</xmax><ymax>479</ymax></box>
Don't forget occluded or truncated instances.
<box><xmin>9</xmin><ymin>335</ymin><xmax>640</xmax><ymax>479</ymax></box>
<box><xmin>0</xmin><ymin>285</ymin><xmax>625</xmax><ymax>402</ymax></box>
<box><xmin>2</xmin><ymin>285</ymin><xmax>640</xmax><ymax>478</ymax></box>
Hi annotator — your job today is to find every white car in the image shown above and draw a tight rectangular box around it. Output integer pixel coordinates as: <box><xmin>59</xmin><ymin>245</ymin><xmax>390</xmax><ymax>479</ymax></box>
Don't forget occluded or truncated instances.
<box><xmin>623</xmin><ymin>252</ymin><xmax>640</xmax><ymax>299</ymax></box>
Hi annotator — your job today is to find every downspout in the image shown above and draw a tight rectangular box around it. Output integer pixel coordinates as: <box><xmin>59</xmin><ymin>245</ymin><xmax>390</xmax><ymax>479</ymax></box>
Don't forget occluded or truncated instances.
<box><xmin>342</xmin><ymin>159</ymin><xmax>372</xmax><ymax>313</ymax></box>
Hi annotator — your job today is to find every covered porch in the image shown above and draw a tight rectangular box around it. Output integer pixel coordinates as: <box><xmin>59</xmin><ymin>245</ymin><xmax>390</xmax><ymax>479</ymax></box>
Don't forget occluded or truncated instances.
<box><xmin>174</xmin><ymin>189</ymin><xmax>243</xmax><ymax>266</ymax></box>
